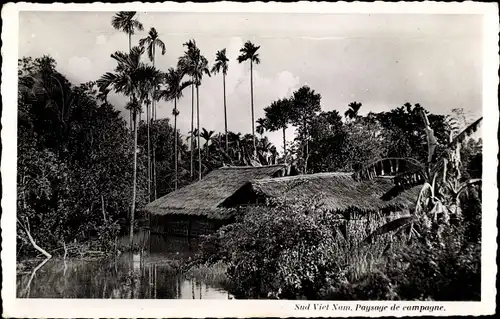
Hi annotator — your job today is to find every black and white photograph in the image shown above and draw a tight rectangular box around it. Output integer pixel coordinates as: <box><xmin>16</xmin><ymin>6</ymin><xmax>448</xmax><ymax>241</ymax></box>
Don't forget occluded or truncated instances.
<box><xmin>2</xmin><ymin>2</ymin><xmax>498</xmax><ymax>318</ymax></box>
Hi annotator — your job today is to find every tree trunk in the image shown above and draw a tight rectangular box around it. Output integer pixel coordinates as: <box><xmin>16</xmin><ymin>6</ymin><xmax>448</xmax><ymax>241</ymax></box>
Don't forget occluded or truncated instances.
<box><xmin>282</xmin><ymin>127</ymin><xmax>287</xmax><ymax>163</ymax></box>
<box><xmin>190</xmin><ymin>82</ymin><xmax>194</xmax><ymax>178</ymax></box>
<box><xmin>174</xmin><ymin>98</ymin><xmax>178</xmax><ymax>190</ymax></box>
<box><xmin>129</xmin><ymin>111</ymin><xmax>133</xmax><ymax>131</ymax></box>
<box><xmin>223</xmin><ymin>73</ymin><xmax>228</xmax><ymax>152</ymax></box>
<box><xmin>250</xmin><ymin>61</ymin><xmax>256</xmax><ymax>157</ymax></box>
<box><xmin>130</xmin><ymin>108</ymin><xmax>139</xmax><ymax>248</ymax></box>
<box><xmin>151</xmin><ymin>50</ymin><xmax>156</xmax><ymax>199</ymax></box>
<box><xmin>153</xmin><ymin>157</ymin><xmax>157</xmax><ymax>199</ymax></box>
<box><xmin>147</xmin><ymin>100</ymin><xmax>151</xmax><ymax>202</ymax></box>
<box><xmin>152</xmin><ymin>131</ymin><xmax>157</xmax><ymax>200</ymax></box>
<box><xmin>152</xmin><ymin>47</ymin><xmax>156</xmax><ymax>121</ymax></box>
<box><xmin>128</xmin><ymin>34</ymin><xmax>133</xmax><ymax>132</ymax></box>
<box><xmin>101</xmin><ymin>194</ymin><xmax>107</xmax><ymax>223</ymax></box>
<box><xmin>128</xmin><ymin>33</ymin><xmax>131</xmax><ymax>52</ymax></box>
<box><xmin>19</xmin><ymin>218</ymin><xmax>52</xmax><ymax>259</ymax></box>
<box><xmin>302</xmin><ymin>119</ymin><xmax>309</xmax><ymax>173</ymax></box>
<box><xmin>197</xmin><ymin>85</ymin><xmax>202</xmax><ymax>181</ymax></box>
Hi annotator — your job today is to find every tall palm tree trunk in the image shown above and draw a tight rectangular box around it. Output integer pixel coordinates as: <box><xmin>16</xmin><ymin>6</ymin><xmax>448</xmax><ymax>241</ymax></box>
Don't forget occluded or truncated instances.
<box><xmin>223</xmin><ymin>73</ymin><xmax>228</xmax><ymax>152</ymax></box>
<box><xmin>250</xmin><ymin>61</ymin><xmax>256</xmax><ymax>157</ymax></box>
<box><xmin>130</xmin><ymin>109</ymin><xmax>139</xmax><ymax>248</ymax></box>
<box><xmin>130</xmin><ymin>111</ymin><xmax>133</xmax><ymax>131</ymax></box>
<box><xmin>174</xmin><ymin>98</ymin><xmax>178</xmax><ymax>190</ymax></box>
<box><xmin>303</xmin><ymin>121</ymin><xmax>309</xmax><ymax>173</ymax></box>
<box><xmin>128</xmin><ymin>33</ymin><xmax>133</xmax><ymax>131</ymax></box>
<box><xmin>128</xmin><ymin>33</ymin><xmax>136</xmax><ymax>249</ymax></box>
<box><xmin>147</xmin><ymin>101</ymin><xmax>151</xmax><ymax>202</ymax></box>
<box><xmin>190</xmin><ymin>82</ymin><xmax>194</xmax><ymax>179</ymax></box>
<box><xmin>151</xmin><ymin>50</ymin><xmax>156</xmax><ymax>200</ymax></box>
<box><xmin>152</xmin><ymin>113</ymin><xmax>157</xmax><ymax>200</ymax></box>
<box><xmin>197</xmin><ymin>85</ymin><xmax>202</xmax><ymax>181</ymax></box>
<box><xmin>282</xmin><ymin>127</ymin><xmax>287</xmax><ymax>163</ymax></box>
<box><xmin>152</xmin><ymin>47</ymin><xmax>156</xmax><ymax>120</ymax></box>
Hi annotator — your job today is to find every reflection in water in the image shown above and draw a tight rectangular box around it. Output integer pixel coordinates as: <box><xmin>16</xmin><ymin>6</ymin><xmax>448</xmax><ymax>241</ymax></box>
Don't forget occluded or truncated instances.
<box><xmin>17</xmin><ymin>235</ymin><xmax>231</xmax><ymax>299</ymax></box>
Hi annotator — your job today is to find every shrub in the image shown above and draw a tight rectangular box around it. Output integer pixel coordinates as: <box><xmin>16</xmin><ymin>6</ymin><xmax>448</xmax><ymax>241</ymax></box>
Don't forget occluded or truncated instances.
<box><xmin>386</xmin><ymin>222</ymin><xmax>481</xmax><ymax>301</ymax></box>
<box><xmin>196</xmin><ymin>198</ymin><xmax>348</xmax><ymax>299</ymax></box>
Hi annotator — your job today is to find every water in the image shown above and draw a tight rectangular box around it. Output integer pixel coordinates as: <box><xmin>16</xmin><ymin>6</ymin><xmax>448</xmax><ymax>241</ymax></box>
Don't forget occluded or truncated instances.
<box><xmin>16</xmin><ymin>235</ymin><xmax>232</xmax><ymax>299</ymax></box>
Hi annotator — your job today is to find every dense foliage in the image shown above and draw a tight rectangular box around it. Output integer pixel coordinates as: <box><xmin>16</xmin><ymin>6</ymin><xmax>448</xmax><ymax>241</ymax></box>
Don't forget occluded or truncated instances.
<box><xmin>18</xmin><ymin>56</ymin><xmax>145</xmax><ymax>256</ymax></box>
<box><xmin>194</xmin><ymin>111</ymin><xmax>482</xmax><ymax>300</ymax></box>
<box><xmin>17</xmin><ymin>55</ymin><xmax>281</xmax><ymax>257</ymax></box>
<box><xmin>196</xmin><ymin>180</ymin><xmax>481</xmax><ymax>301</ymax></box>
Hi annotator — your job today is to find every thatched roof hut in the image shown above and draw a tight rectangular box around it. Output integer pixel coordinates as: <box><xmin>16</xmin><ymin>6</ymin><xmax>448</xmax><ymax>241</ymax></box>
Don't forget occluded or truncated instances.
<box><xmin>251</xmin><ymin>172</ymin><xmax>421</xmax><ymax>216</ymax></box>
<box><xmin>145</xmin><ymin>164</ymin><xmax>292</xmax><ymax>219</ymax></box>
<box><xmin>145</xmin><ymin>166</ymin><xmax>421</xmax><ymax>238</ymax></box>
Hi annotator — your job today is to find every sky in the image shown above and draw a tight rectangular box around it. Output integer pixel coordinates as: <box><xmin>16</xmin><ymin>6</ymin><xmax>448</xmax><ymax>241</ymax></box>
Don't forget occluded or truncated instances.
<box><xmin>18</xmin><ymin>11</ymin><xmax>484</xmax><ymax>150</ymax></box>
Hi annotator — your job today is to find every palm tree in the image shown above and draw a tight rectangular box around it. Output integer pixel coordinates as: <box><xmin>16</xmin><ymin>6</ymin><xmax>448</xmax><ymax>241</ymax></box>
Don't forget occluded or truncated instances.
<box><xmin>97</xmin><ymin>46</ymin><xmax>161</xmax><ymax>248</ymax></box>
<box><xmin>345</xmin><ymin>101</ymin><xmax>362</xmax><ymax>121</ymax></box>
<box><xmin>158</xmin><ymin>67</ymin><xmax>192</xmax><ymax>190</ymax></box>
<box><xmin>178</xmin><ymin>39</ymin><xmax>211</xmax><ymax>181</ymax></box>
<box><xmin>256</xmin><ymin>118</ymin><xmax>266</xmax><ymax>137</ymax></box>
<box><xmin>139</xmin><ymin>27</ymin><xmax>166</xmax><ymax>120</ymax></box>
<box><xmin>237</xmin><ymin>41</ymin><xmax>261</xmax><ymax>157</ymax></box>
<box><xmin>211</xmin><ymin>49</ymin><xmax>230</xmax><ymax>151</ymax></box>
<box><xmin>139</xmin><ymin>28</ymin><xmax>166</xmax><ymax>200</ymax></box>
<box><xmin>200</xmin><ymin>128</ymin><xmax>215</xmax><ymax>157</ymax></box>
<box><xmin>178</xmin><ymin>41</ymin><xmax>196</xmax><ymax>179</ymax></box>
<box><xmin>111</xmin><ymin>11</ymin><xmax>144</xmax><ymax>130</ymax></box>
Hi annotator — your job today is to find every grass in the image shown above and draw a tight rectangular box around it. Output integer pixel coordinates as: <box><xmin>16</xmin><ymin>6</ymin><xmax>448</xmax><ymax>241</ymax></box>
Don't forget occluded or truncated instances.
<box><xmin>184</xmin><ymin>261</ymin><xmax>230</xmax><ymax>289</ymax></box>
<box><xmin>115</xmin><ymin>230</ymin><xmax>150</xmax><ymax>252</ymax></box>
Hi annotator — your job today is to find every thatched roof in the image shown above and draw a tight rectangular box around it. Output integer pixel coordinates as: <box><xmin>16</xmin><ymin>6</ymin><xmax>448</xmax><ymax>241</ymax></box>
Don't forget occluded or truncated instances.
<box><xmin>251</xmin><ymin>172</ymin><xmax>420</xmax><ymax>214</ymax></box>
<box><xmin>145</xmin><ymin>164</ymin><xmax>289</xmax><ymax>219</ymax></box>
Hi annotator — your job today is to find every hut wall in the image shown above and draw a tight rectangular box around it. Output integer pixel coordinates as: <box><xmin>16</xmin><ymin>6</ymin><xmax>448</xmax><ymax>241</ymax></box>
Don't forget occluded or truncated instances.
<box><xmin>149</xmin><ymin>214</ymin><xmax>230</xmax><ymax>238</ymax></box>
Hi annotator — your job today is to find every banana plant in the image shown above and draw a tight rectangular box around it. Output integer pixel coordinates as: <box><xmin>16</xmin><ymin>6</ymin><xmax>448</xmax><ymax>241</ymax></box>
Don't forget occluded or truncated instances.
<box><xmin>357</xmin><ymin>110</ymin><xmax>482</xmax><ymax>245</ymax></box>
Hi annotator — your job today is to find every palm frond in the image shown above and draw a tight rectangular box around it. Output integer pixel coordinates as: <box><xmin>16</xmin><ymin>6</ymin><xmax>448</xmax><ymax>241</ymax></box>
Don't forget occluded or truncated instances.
<box><xmin>147</xmin><ymin>43</ymin><xmax>154</xmax><ymax>63</ymax></box>
<box><xmin>157</xmin><ymin>39</ymin><xmax>166</xmax><ymax>55</ymax></box>
<box><xmin>131</xmin><ymin>19</ymin><xmax>144</xmax><ymax>34</ymax></box>
<box><xmin>138</xmin><ymin>37</ymin><xmax>150</xmax><ymax>49</ymax></box>
<box><xmin>111</xmin><ymin>11</ymin><xmax>142</xmax><ymax>36</ymax></box>
<box><xmin>448</xmin><ymin>117</ymin><xmax>482</xmax><ymax>148</ymax></box>
<box><xmin>179</xmin><ymin>80</ymin><xmax>193</xmax><ymax>92</ymax></box>
<box><xmin>96</xmin><ymin>72</ymin><xmax>118</xmax><ymax>92</ymax></box>
<box><xmin>236</xmin><ymin>54</ymin><xmax>247</xmax><ymax>63</ymax></box>
<box><xmin>110</xmin><ymin>51</ymin><xmax>130</xmax><ymax>66</ymax></box>
<box><xmin>252</xmin><ymin>54</ymin><xmax>261</xmax><ymax>64</ymax></box>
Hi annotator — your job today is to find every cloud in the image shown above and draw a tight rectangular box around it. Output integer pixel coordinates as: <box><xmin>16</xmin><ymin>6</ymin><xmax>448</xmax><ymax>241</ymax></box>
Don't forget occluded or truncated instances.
<box><xmin>96</xmin><ymin>35</ymin><xmax>107</xmax><ymax>45</ymax></box>
<box><xmin>67</xmin><ymin>56</ymin><xmax>93</xmax><ymax>82</ymax></box>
